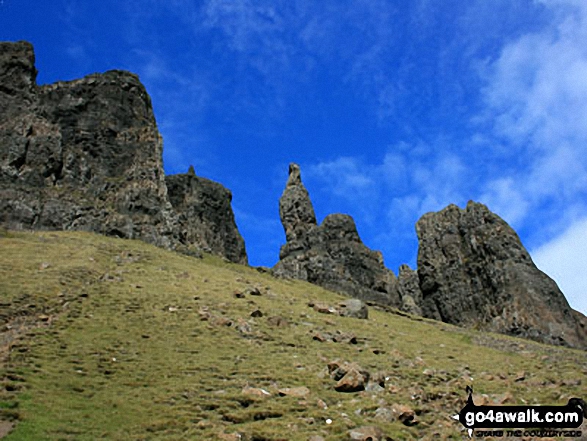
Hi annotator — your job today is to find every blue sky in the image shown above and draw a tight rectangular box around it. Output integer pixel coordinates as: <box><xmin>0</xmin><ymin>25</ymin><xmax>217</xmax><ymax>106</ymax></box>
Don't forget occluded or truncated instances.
<box><xmin>2</xmin><ymin>0</ymin><xmax>586</xmax><ymax>315</ymax></box>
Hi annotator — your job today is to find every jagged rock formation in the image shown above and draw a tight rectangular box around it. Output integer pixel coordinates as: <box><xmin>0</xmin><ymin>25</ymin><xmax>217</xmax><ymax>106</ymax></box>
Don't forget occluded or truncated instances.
<box><xmin>415</xmin><ymin>201</ymin><xmax>586</xmax><ymax>349</ymax></box>
<box><xmin>0</xmin><ymin>41</ymin><xmax>246</xmax><ymax>263</ymax></box>
<box><xmin>279</xmin><ymin>163</ymin><xmax>317</xmax><ymax>242</ymax></box>
<box><xmin>397</xmin><ymin>265</ymin><xmax>423</xmax><ymax>316</ymax></box>
<box><xmin>166</xmin><ymin>166</ymin><xmax>247</xmax><ymax>264</ymax></box>
<box><xmin>273</xmin><ymin>163</ymin><xmax>401</xmax><ymax>307</ymax></box>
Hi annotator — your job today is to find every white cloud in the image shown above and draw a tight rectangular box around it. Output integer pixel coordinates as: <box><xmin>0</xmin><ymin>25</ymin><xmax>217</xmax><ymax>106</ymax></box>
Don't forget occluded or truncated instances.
<box><xmin>305</xmin><ymin>145</ymin><xmax>471</xmax><ymax>237</ymax></box>
<box><xmin>306</xmin><ymin>156</ymin><xmax>377</xmax><ymax>203</ymax></box>
<box><xmin>478</xmin><ymin>0</ymin><xmax>587</xmax><ymax>233</ymax></box>
<box><xmin>483</xmin><ymin>0</ymin><xmax>587</xmax><ymax>149</ymax></box>
<box><xmin>479</xmin><ymin>178</ymin><xmax>530</xmax><ymax>227</ymax></box>
<box><xmin>532</xmin><ymin>217</ymin><xmax>587</xmax><ymax>315</ymax></box>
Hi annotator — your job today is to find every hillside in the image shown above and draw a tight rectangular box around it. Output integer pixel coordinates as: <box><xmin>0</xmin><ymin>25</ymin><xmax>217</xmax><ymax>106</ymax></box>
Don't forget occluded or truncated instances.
<box><xmin>1</xmin><ymin>231</ymin><xmax>586</xmax><ymax>440</ymax></box>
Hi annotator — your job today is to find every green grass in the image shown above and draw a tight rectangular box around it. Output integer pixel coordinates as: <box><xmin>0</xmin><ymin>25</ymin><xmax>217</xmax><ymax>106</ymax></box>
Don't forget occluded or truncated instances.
<box><xmin>1</xmin><ymin>231</ymin><xmax>586</xmax><ymax>440</ymax></box>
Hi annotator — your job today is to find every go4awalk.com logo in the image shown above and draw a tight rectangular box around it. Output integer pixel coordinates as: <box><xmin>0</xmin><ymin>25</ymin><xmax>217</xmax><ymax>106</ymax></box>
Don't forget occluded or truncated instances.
<box><xmin>453</xmin><ymin>386</ymin><xmax>586</xmax><ymax>438</ymax></box>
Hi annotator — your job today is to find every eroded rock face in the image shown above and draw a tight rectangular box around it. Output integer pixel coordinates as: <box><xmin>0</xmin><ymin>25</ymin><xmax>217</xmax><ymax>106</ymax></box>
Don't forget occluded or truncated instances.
<box><xmin>166</xmin><ymin>166</ymin><xmax>247</xmax><ymax>264</ymax></box>
<box><xmin>1</xmin><ymin>42</ymin><xmax>176</xmax><ymax>246</ymax></box>
<box><xmin>415</xmin><ymin>201</ymin><xmax>586</xmax><ymax>349</ymax></box>
<box><xmin>274</xmin><ymin>163</ymin><xmax>401</xmax><ymax>306</ymax></box>
<box><xmin>279</xmin><ymin>162</ymin><xmax>317</xmax><ymax>242</ymax></box>
<box><xmin>397</xmin><ymin>264</ymin><xmax>423</xmax><ymax>316</ymax></box>
<box><xmin>0</xmin><ymin>41</ymin><xmax>246</xmax><ymax>263</ymax></box>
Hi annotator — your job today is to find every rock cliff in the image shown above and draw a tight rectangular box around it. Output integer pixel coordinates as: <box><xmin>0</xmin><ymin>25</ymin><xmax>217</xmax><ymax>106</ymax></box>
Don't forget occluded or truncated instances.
<box><xmin>273</xmin><ymin>163</ymin><xmax>401</xmax><ymax>307</ymax></box>
<box><xmin>166</xmin><ymin>166</ymin><xmax>247</xmax><ymax>264</ymax></box>
<box><xmin>0</xmin><ymin>40</ymin><xmax>246</xmax><ymax>263</ymax></box>
<box><xmin>2</xmin><ymin>41</ymin><xmax>583</xmax><ymax>349</ymax></box>
<box><xmin>415</xmin><ymin>201</ymin><xmax>586</xmax><ymax>349</ymax></box>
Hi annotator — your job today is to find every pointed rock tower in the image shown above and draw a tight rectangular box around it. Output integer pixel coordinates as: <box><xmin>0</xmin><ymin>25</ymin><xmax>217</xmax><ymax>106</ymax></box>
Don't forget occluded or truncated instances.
<box><xmin>274</xmin><ymin>163</ymin><xmax>401</xmax><ymax>307</ymax></box>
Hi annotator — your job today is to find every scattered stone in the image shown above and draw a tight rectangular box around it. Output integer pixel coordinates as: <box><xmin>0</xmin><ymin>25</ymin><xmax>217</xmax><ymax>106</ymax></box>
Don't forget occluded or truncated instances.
<box><xmin>374</xmin><ymin>407</ymin><xmax>393</xmax><ymax>421</ymax></box>
<box><xmin>245</xmin><ymin>286</ymin><xmax>262</xmax><ymax>296</ymax></box>
<box><xmin>316</xmin><ymin>399</ymin><xmax>328</xmax><ymax>410</ymax></box>
<box><xmin>338</xmin><ymin>299</ymin><xmax>368</xmax><ymax>319</ymax></box>
<box><xmin>235</xmin><ymin>318</ymin><xmax>252</xmax><ymax>334</ymax></box>
<box><xmin>0</xmin><ymin>421</ymin><xmax>14</xmax><ymax>438</ymax></box>
<box><xmin>267</xmin><ymin>316</ymin><xmax>289</xmax><ymax>327</ymax></box>
<box><xmin>391</xmin><ymin>404</ymin><xmax>417</xmax><ymax>426</ymax></box>
<box><xmin>198</xmin><ymin>306</ymin><xmax>211</xmax><ymax>321</ymax></box>
<box><xmin>233</xmin><ymin>290</ymin><xmax>245</xmax><ymax>299</ymax></box>
<box><xmin>311</xmin><ymin>302</ymin><xmax>337</xmax><ymax>315</ymax></box>
<box><xmin>492</xmin><ymin>392</ymin><xmax>514</xmax><ymax>404</ymax></box>
<box><xmin>250</xmin><ymin>309</ymin><xmax>263</xmax><ymax>318</ymax></box>
<box><xmin>364</xmin><ymin>382</ymin><xmax>385</xmax><ymax>394</ymax></box>
<box><xmin>278</xmin><ymin>387</ymin><xmax>310</xmax><ymax>398</ymax></box>
<box><xmin>348</xmin><ymin>425</ymin><xmax>391</xmax><ymax>441</ymax></box>
<box><xmin>312</xmin><ymin>331</ymin><xmax>357</xmax><ymax>344</ymax></box>
<box><xmin>242</xmin><ymin>386</ymin><xmax>271</xmax><ymax>397</ymax></box>
<box><xmin>313</xmin><ymin>332</ymin><xmax>329</xmax><ymax>343</ymax></box>
<box><xmin>330</xmin><ymin>362</ymin><xmax>370</xmax><ymax>393</ymax></box>
<box><xmin>196</xmin><ymin>420</ymin><xmax>213</xmax><ymax>429</ymax></box>
<box><xmin>218</xmin><ymin>432</ymin><xmax>243</xmax><ymax>441</ymax></box>
<box><xmin>210</xmin><ymin>316</ymin><xmax>233</xmax><ymax>327</ymax></box>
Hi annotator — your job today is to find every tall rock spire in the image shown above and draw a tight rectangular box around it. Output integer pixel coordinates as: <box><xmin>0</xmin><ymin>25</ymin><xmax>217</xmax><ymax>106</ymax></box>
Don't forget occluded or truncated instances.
<box><xmin>279</xmin><ymin>163</ymin><xmax>317</xmax><ymax>242</ymax></box>
<box><xmin>274</xmin><ymin>163</ymin><xmax>401</xmax><ymax>307</ymax></box>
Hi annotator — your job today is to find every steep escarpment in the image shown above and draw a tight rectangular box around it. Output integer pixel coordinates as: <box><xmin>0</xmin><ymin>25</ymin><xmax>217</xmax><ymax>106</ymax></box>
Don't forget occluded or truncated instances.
<box><xmin>273</xmin><ymin>163</ymin><xmax>402</xmax><ymax>307</ymax></box>
<box><xmin>415</xmin><ymin>201</ymin><xmax>586</xmax><ymax>349</ymax></box>
<box><xmin>1</xmin><ymin>41</ymin><xmax>584</xmax><ymax>350</ymax></box>
<box><xmin>0</xmin><ymin>40</ymin><xmax>246</xmax><ymax>263</ymax></box>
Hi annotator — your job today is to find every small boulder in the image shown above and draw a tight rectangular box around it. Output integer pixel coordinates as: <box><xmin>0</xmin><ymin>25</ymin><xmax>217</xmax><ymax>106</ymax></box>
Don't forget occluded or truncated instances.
<box><xmin>311</xmin><ymin>302</ymin><xmax>337</xmax><ymax>315</ymax></box>
<box><xmin>330</xmin><ymin>362</ymin><xmax>370</xmax><ymax>393</ymax></box>
<box><xmin>267</xmin><ymin>316</ymin><xmax>289</xmax><ymax>327</ymax></box>
<box><xmin>338</xmin><ymin>299</ymin><xmax>368</xmax><ymax>319</ymax></box>
<box><xmin>349</xmin><ymin>426</ymin><xmax>391</xmax><ymax>441</ymax></box>
<box><xmin>335</xmin><ymin>368</ymin><xmax>368</xmax><ymax>392</ymax></box>
<box><xmin>278</xmin><ymin>386</ymin><xmax>310</xmax><ymax>398</ymax></box>
<box><xmin>391</xmin><ymin>404</ymin><xmax>417</xmax><ymax>426</ymax></box>
<box><xmin>242</xmin><ymin>386</ymin><xmax>271</xmax><ymax>397</ymax></box>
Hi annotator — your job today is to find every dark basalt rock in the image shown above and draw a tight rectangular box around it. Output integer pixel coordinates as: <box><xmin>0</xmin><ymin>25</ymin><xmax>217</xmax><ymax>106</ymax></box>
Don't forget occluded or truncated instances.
<box><xmin>0</xmin><ymin>41</ymin><xmax>246</xmax><ymax>263</ymax></box>
<box><xmin>415</xmin><ymin>201</ymin><xmax>586</xmax><ymax>349</ymax></box>
<box><xmin>166</xmin><ymin>166</ymin><xmax>247</xmax><ymax>265</ymax></box>
<box><xmin>274</xmin><ymin>163</ymin><xmax>401</xmax><ymax>307</ymax></box>
<box><xmin>279</xmin><ymin>162</ymin><xmax>317</xmax><ymax>242</ymax></box>
<box><xmin>397</xmin><ymin>264</ymin><xmax>423</xmax><ymax>316</ymax></box>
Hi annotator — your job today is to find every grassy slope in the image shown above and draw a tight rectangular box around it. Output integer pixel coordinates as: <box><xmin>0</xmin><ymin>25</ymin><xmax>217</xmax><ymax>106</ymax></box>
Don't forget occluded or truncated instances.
<box><xmin>0</xmin><ymin>231</ymin><xmax>585</xmax><ymax>440</ymax></box>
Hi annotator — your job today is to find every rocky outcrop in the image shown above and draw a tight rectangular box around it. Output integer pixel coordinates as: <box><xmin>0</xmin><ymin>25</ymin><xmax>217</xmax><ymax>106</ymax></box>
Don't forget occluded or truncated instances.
<box><xmin>166</xmin><ymin>166</ymin><xmax>247</xmax><ymax>264</ymax></box>
<box><xmin>397</xmin><ymin>265</ymin><xmax>423</xmax><ymax>316</ymax></box>
<box><xmin>415</xmin><ymin>201</ymin><xmax>586</xmax><ymax>349</ymax></box>
<box><xmin>0</xmin><ymin>41</ymin><xmax>246</xmax><ymax>263</ymax></box>
<box><xmin>273</xmin><ymin>163</ymin><xmax>401</xmax><ymax>307</ymax></box>
<box><xmin>279</xmin><ymin>163</ymin><xmax>317</xmax><ymax>242</ymax></box>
